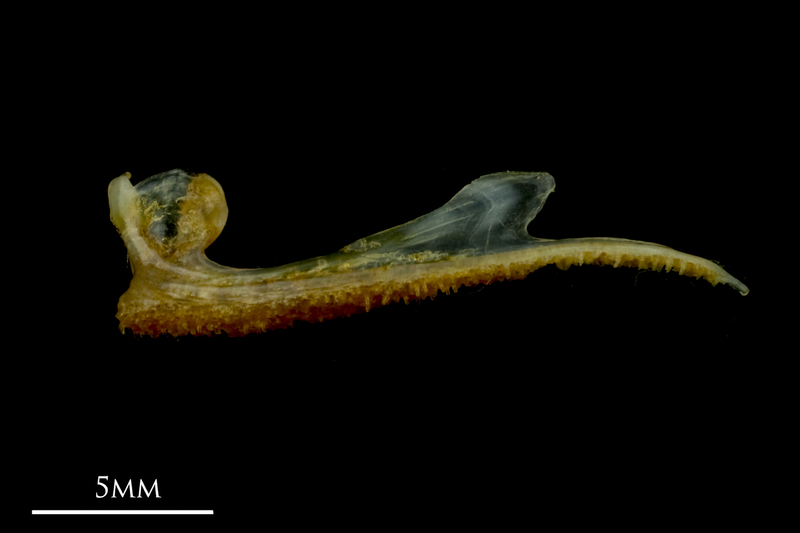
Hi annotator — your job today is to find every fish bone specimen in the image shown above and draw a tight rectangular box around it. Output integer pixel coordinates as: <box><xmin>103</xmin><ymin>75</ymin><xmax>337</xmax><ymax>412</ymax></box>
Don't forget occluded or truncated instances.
<box><xmin>109</xmin><ymin>170</ymin><xmax>748</xmax><ymax>336</ymax></box>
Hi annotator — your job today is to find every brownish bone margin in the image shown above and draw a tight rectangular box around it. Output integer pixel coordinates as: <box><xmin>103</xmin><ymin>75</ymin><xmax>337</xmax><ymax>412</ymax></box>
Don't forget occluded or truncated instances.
<box><xmin>117</xmin><ymin>250</ymin><xmax>726</xmax><ymax>337</ymax></box>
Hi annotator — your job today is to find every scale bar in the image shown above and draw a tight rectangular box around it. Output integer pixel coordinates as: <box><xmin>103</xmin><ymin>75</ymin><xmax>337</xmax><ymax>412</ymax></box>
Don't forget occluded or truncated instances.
<box><xmin>33</xmin><ymin>510</ymin><xmax>213</xmax><ymax>515</ymax></box>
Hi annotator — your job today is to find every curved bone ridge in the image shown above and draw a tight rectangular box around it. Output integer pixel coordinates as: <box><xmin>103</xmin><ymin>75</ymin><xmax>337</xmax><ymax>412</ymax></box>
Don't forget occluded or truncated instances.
<box><xmin>109</xmin><ymin>170</ymin><xmax>748</xmax><ymax>336</ymax></box>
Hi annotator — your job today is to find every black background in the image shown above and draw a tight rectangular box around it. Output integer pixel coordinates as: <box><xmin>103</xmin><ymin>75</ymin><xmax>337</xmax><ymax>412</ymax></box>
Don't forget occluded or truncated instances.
<box><xmin>21</xmin><ymin>14</ymin><xmax>771</xmax><ymax>528</ymax></box>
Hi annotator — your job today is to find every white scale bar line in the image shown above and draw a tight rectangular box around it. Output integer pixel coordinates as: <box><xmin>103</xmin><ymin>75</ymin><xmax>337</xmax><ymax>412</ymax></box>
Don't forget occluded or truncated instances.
<box><xmin>33</xmin><ymin>510</ymin><xmax>213</xmax><ymax>515</ymax></box>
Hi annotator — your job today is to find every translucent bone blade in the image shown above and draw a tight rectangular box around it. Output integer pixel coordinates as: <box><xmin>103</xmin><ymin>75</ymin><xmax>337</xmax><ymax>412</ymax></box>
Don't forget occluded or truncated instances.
<box><xmin>109</xmin><ymin>170</ymin><xmax>748</xmax><ymax>337</ymax></box>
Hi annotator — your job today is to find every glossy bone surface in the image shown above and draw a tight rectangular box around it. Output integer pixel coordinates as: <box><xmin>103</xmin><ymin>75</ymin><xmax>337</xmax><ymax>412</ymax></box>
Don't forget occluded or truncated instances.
<box><xmin>109</xmin><ymin>170</ymin><xmax>748</xmax><ymax>336</ymax></box>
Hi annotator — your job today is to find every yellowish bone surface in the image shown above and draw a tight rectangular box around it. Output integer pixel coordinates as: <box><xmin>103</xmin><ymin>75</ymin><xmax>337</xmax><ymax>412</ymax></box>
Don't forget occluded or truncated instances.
<box><xmin>109</xmin><ymin>170</ymin><xmax>748</xmax><ymax>337</ymax></box>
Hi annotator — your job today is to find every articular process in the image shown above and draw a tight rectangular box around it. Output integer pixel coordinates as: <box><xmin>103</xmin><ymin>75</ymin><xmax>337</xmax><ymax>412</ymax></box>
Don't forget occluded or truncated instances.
<box><xmin>109</xmin><ymin>170</ymin><xmax>748</xmax><ymax>336</ymax></box>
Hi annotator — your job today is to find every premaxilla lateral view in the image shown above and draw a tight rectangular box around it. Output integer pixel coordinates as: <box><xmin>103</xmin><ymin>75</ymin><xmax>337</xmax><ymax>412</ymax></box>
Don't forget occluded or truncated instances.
<box><xmin>109</xmin><ymin>170</ymin><xmax>748</xmax><ymax>337</ymax></box>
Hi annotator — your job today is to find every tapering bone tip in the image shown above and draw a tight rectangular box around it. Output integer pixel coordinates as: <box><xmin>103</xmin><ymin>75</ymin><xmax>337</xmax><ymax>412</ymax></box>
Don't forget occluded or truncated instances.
<box><xmin>109</xmin><ymin>170</ymin><xmax>748</xmax><ymax>336</ymax></box>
